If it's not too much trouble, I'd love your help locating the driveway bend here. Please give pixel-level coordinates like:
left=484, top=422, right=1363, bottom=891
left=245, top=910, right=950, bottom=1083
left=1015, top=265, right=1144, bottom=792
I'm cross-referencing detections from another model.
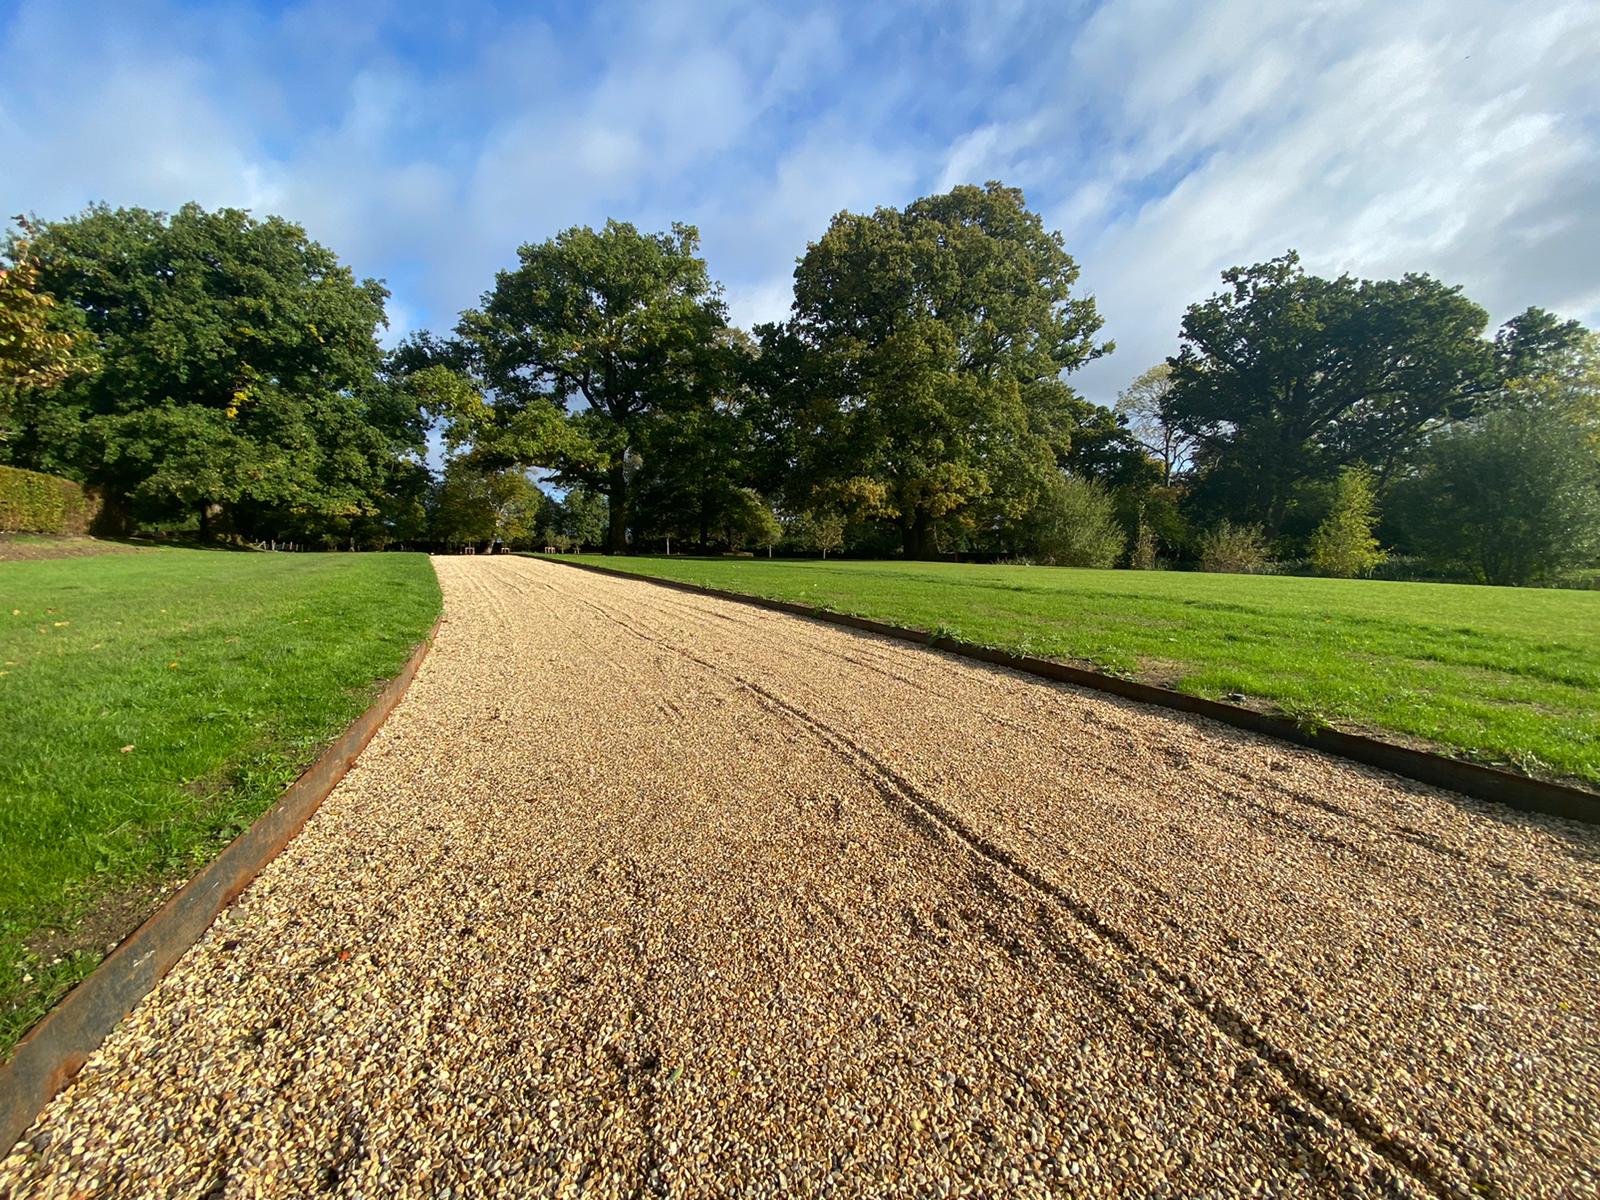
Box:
left=4, top=555, right=1596, bottom=1199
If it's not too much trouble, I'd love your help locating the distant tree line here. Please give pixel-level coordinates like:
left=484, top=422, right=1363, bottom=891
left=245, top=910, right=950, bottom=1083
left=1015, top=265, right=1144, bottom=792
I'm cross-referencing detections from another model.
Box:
left=4, top=189, right=1596, bottom=584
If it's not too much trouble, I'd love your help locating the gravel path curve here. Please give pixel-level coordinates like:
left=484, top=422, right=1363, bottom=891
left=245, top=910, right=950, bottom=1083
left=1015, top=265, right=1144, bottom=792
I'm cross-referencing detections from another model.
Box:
left=4, top=555, right=1597, bottom=1199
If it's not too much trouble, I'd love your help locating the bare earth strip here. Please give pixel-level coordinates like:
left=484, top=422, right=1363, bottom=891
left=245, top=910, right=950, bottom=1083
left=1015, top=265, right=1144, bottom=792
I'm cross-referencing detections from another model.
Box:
left=4, top=556, right=1597, bottom=1199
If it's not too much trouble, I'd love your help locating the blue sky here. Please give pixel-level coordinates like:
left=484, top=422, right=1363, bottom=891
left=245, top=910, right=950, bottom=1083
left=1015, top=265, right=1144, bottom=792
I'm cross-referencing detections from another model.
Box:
left=3, top=0, right=1597, bottom=408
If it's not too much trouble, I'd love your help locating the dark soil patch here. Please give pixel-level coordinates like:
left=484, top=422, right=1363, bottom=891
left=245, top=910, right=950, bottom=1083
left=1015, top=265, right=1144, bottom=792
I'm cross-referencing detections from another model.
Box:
left=0, top=535, right=152, bottom=562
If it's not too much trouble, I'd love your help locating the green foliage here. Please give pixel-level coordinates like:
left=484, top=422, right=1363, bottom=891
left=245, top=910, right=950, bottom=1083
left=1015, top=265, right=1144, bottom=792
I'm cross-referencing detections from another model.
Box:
left=1308, top=467, right=1387, bottom=577
left=0, top=550, right=440, bottom=1053
left=10, top=193, right=1587, bottom=581
left=1393, top=406, right=1600, bottom=586
left=533, top=486, right=609, bottom=552
left=0, top=219, right=93, bottom=451
left=554, top=487, right=609, bottom=550
left=1497, top=328, right=1600, bottom=448
left=795, top=508, right=848, bottom=558
left=778, top=182, right=1107, bottom=557
left=0, top=464, right=99, bottom=533
left=561, top=555, right=1600, bottom=785
left=1199, top=521, right=1271, bottom=574
left=1019, top=474, right=1124, bottom=568
left=630, top=329, right=765, bottom=550
left=427, top=462, right=548, bottom=549
left=455, top=220, right=728, bottom=552
left=1164, top=252, right=1519, bottom=534
left=12, top=203, right=412, bottom=543
left=716, top=487, right=782, bottom=551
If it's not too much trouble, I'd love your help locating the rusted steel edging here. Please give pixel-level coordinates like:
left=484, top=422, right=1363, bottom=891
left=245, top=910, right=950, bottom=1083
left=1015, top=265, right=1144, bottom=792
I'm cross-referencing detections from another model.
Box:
left=540, top=556, right=1600, bottom=826
left=0, top=618, right=442, bottom=1155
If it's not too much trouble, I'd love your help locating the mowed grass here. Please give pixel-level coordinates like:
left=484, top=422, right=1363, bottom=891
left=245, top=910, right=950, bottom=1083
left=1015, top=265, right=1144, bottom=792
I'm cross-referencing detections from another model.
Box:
left=0, top=550, right=440, bottom=1053
left=553, top=555, right=1600, bottom=787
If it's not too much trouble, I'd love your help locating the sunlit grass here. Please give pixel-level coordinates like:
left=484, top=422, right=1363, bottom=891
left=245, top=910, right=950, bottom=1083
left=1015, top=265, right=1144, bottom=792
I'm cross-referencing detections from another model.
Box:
left=0, top=549, right=439, bottom=1053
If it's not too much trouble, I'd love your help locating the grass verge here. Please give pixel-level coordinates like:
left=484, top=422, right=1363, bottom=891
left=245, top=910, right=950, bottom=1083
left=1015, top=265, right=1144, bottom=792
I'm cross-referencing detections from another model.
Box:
left=546, top=555, right=1600, bottom=788
left=0, top=549, right=440, bottom=1054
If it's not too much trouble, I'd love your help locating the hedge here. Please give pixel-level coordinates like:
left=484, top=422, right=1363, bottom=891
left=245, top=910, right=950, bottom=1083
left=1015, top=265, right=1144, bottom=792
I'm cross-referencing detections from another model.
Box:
left=0, top=465, right=100, bottom=534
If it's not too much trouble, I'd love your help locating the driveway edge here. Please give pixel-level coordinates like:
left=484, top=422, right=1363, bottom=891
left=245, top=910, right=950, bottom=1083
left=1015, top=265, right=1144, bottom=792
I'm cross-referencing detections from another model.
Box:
left=539, top=556, right=1599, bottom=826
left=0, top=617, right=442, bottom=1154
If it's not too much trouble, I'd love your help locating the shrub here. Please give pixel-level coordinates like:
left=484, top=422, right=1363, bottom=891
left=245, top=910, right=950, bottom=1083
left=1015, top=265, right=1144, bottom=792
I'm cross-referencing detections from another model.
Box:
left=1021, top=474, right=1125, bottom=568
left=1199, top=521, right=1271, bottom=574
left=1308, top=467, right=1387, bottom=577
left=1392, top=407, right=1600, bottom=586
left=0, top=465, right=99, bottom=533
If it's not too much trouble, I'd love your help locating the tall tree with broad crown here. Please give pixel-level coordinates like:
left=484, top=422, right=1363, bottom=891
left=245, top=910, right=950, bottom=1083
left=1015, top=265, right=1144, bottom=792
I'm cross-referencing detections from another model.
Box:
left=14, top=203, right=396, bottom=539
left=454, top=220, right=728, bottom=553
left=781, top=182, right=1109, bottom=558
left=1161, top=251, right=1575, bottom=536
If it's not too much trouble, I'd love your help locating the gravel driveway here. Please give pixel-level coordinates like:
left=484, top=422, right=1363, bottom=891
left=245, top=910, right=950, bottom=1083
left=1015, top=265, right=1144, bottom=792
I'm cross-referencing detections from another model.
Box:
left=4, top=555, right=1597, bottom=1199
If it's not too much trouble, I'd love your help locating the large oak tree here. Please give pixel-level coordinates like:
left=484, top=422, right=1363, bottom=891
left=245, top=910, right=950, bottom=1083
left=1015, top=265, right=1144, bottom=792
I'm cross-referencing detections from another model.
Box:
left=12, top=203, right=411, bottom=541
left=777, top=182, right=1108, bottom=557
left=1161, top=252, right=1578, bottom=535
left=454, top=220, right=728, bottom=553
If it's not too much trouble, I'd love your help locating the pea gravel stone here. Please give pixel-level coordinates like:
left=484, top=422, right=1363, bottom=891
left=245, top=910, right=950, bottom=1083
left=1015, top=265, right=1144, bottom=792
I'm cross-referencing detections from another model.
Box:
left=3, top=555, right=1596, bottom=1198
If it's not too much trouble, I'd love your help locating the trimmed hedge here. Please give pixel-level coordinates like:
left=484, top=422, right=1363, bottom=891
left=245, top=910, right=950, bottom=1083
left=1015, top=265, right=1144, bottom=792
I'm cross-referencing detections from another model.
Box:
left=0, top=465, right=100, bottom=534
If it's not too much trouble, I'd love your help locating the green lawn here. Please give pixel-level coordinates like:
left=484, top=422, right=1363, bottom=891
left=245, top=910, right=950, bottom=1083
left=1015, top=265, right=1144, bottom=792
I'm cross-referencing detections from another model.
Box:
left=551, top=555, right=1600, bottom=788
left=0, top=550, right=440, bottom=1053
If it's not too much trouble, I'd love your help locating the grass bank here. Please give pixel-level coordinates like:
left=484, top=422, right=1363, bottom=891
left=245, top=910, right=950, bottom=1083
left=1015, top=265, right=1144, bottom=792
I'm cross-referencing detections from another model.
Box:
left=547, top=555, right=1600, bottom=788
left=0, top=549, right=440, bottom=1054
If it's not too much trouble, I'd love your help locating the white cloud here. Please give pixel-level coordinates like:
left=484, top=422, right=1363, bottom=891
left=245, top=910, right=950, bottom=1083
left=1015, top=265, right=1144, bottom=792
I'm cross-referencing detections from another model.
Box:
left=1053, top=0, right=1600, bottom=404
left=0, top=0, right=1592, bottom=410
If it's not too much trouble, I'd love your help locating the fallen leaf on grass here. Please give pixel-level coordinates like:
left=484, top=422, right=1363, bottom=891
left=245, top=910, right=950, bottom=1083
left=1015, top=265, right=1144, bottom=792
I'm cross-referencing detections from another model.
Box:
left=120, top=744, right=135, bottom=753
left=166, top=661, right=179, bottom=669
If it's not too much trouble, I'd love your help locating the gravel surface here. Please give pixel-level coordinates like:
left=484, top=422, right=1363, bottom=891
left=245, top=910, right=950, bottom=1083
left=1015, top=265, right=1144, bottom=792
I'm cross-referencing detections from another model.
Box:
left=4, top=555, right=1597, bottom=1199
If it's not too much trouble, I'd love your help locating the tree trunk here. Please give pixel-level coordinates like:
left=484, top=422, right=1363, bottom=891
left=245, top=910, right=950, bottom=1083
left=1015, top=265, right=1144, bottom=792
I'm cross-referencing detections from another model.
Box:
left=901, top=510, right=935, bottom=559
left=606, top=462, right=628, bottom=555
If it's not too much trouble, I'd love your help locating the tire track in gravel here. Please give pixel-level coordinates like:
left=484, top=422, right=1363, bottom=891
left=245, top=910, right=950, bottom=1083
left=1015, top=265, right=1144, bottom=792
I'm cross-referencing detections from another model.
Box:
left=583, top=565, right=1600, bottom=927
left=608, top=577, right=1588, bottom=902
left=423, top=563, right=1428, bottom=1197
left=6, top=556, right=1595, bottom=1200
left=554, top=572, right=1475, bottom=1200
left=552, top=558, right=1599, bottom=1198
left=642, top=579, right=1600, bottom=921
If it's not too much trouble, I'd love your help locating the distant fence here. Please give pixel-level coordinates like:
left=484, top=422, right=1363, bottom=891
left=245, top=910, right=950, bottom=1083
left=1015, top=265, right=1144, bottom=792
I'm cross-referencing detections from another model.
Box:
left=0, top=465, right=101, bottom=535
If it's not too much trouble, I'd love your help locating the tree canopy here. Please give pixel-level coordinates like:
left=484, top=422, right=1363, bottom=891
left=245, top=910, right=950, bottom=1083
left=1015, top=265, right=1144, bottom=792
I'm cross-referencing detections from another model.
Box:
left=776, top=182, right=1109, bottom=557
left=8, top=203, right=417, bottom=542
left=453, top=220, right=729, bottom=552
left=5, top=190, right=1594, bottom=584
left=1160, top=252, right=1574, bottom=534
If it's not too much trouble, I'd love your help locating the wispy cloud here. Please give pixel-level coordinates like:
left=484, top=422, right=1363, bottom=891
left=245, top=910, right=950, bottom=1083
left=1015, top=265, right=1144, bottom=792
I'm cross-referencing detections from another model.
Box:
left=2, top=0, right=1594, bottom=406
